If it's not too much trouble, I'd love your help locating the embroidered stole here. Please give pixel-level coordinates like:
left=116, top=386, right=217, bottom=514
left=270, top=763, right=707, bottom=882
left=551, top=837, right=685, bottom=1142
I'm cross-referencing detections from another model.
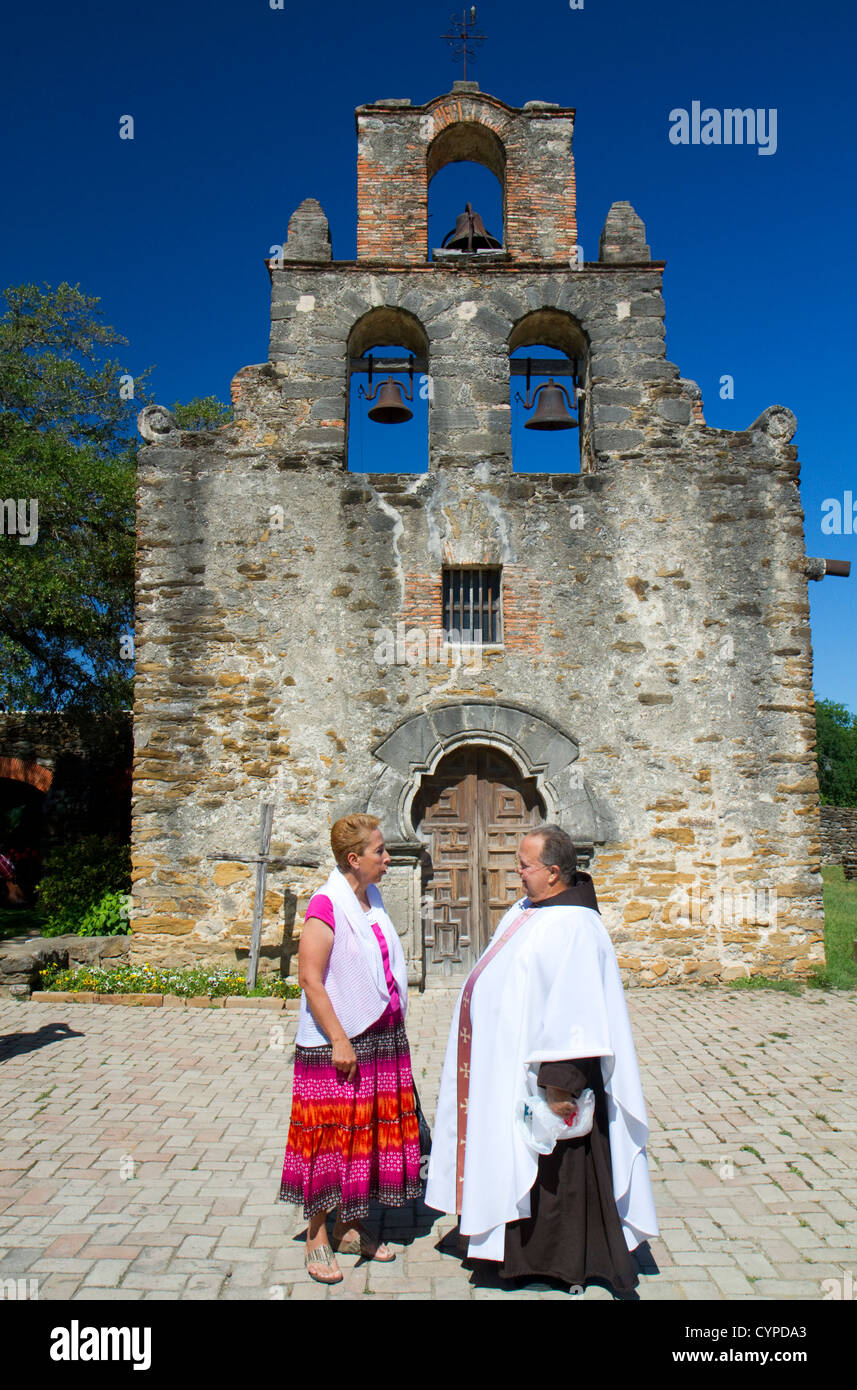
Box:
left=455, top=908, right=536, bottom=1211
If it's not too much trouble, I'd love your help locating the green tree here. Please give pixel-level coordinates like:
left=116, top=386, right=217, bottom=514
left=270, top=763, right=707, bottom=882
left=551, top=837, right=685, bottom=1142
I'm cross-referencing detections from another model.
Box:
left=0, top=283, right=149, bottom=710
left=0, top=283, right=231, bottom=711
left=815, top=697, right=857, bottom=806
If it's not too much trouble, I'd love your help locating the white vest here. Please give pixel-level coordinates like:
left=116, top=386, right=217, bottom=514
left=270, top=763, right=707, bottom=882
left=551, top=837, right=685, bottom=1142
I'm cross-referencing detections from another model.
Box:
left=296, top=866, right=409, bottom=1047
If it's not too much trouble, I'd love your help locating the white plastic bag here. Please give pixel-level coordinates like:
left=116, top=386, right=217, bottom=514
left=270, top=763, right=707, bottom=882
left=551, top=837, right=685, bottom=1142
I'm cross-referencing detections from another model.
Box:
left=516, top=1086, right=595, bottom=1155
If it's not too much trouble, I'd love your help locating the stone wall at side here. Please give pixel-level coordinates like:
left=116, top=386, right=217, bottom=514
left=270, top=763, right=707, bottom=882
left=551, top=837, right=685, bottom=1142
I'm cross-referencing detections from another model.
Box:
left=130, top=260, right=824, bottom=984
left=819, top=805, right=857, bottom=864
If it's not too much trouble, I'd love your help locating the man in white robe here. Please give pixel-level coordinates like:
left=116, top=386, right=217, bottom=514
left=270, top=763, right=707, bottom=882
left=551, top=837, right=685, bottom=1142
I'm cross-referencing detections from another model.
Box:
left=425, top=824, right=658, bottom=1290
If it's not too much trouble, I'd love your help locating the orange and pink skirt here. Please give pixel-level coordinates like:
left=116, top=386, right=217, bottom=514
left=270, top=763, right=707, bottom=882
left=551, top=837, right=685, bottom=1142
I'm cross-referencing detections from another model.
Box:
left=278, top=1007, right=422, bottom=1221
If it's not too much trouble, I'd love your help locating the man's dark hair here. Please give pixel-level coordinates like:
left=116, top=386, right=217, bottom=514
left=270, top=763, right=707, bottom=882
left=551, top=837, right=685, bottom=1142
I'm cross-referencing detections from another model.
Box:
left=529, top=823, right=577, bottom=883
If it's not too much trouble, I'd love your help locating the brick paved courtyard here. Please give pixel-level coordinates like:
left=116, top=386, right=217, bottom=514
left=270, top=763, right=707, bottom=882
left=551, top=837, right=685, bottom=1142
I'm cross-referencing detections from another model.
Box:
left=0, top=986, right=855, bottom=1301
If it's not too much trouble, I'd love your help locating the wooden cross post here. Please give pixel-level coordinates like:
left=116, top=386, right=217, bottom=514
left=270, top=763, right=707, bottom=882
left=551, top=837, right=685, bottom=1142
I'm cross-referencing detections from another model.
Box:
left=247, top=802, right=274, bottom=990
left=207, top=801, right=319, bottom=990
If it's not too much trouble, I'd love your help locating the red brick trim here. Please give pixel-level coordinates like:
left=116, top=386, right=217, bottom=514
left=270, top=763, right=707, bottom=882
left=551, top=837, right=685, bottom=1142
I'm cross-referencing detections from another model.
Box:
left=0, top=755, right=53, bottom=792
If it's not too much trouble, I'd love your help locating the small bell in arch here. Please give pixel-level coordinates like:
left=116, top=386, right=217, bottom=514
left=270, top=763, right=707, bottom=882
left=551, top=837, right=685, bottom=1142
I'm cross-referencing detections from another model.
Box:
left=441, top=203, right=502, bottom=253
left=358, top=357, right=415, bottom=424
left=365, top=377, right=413, bottom=424
left=516, top=377, right=578, bottom=432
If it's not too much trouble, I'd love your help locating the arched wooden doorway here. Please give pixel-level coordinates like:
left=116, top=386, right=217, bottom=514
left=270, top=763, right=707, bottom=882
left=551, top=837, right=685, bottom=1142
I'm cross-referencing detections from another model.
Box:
left=413, top=745, right=545, bottom=979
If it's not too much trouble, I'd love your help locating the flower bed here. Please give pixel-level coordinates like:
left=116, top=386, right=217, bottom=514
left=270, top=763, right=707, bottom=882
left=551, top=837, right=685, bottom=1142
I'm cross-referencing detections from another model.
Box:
left=37, top=962, right=301, bottom=998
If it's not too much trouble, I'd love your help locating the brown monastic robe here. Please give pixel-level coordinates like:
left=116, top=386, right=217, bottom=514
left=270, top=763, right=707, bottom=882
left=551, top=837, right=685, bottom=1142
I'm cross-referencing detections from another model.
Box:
left=499, top=878, right=640, bottom=1293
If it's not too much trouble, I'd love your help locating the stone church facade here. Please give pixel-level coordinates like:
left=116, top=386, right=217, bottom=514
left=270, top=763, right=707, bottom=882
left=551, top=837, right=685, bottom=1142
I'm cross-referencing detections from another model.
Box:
left=131, top=83, right=829, bottom=986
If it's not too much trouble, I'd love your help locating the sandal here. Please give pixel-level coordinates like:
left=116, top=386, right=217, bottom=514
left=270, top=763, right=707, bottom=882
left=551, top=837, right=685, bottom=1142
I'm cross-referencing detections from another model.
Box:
left=305, top=1242, right=343, bottom=1284
left=332, top=1225, right=396, bottom=1262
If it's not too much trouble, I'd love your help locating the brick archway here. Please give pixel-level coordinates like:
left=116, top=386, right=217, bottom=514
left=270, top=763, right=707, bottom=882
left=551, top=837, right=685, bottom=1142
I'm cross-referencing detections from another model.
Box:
left=356, top=91, right=577, bottom=265
left=0, top=756, right=53, bottom=793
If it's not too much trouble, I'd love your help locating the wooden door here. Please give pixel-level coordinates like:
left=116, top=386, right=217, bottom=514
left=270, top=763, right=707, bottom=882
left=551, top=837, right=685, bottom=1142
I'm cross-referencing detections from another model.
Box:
left=414, top=746, right=544, bottom=978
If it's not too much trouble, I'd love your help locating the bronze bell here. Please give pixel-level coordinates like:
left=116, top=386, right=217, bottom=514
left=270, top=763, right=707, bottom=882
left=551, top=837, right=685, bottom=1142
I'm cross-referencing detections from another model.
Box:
left=441, top=202, right=502, bottom=252
left=522, top=379, right=578, bottom=431
left=366, top=376, right=414, bottom=425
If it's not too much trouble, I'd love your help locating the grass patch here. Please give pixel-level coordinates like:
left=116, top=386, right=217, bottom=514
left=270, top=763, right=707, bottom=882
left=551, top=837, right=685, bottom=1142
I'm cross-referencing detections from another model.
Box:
left=729, top=975, right=802, bottom=995
left=806, top=866, right=857, bottom=990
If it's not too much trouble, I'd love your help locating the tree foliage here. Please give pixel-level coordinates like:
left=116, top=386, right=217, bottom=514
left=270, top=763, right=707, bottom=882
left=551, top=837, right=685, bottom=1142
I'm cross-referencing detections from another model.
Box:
left=815, top=697, right=857, bottom=806
left=0, top=283, right=147, bottom=710
left=0, top=284, right=232, bottom=711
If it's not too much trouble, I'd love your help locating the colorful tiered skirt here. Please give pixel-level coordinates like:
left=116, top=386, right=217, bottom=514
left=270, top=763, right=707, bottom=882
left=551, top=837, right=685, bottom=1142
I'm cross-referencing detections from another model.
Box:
left=278, top=1007, right=422, bottom=1221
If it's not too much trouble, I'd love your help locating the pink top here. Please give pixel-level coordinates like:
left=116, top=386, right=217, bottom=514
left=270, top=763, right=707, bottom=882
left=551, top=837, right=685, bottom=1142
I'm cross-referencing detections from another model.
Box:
left=306, top=892, right=401, bottom=1021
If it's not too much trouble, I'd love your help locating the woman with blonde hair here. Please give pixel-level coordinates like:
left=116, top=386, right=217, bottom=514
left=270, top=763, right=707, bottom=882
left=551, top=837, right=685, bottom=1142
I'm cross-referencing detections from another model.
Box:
left=278, top=813, right=422, bottom=1283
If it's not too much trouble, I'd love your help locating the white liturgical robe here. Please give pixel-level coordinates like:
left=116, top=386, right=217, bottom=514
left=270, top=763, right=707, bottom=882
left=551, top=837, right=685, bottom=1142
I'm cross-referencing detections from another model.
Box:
left=424, top=899, right=659, bottom=1261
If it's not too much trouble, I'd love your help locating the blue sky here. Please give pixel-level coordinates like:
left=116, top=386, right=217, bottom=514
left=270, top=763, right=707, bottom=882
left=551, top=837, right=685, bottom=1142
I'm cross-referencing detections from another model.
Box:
left=2, top=0, right=855, bottom=713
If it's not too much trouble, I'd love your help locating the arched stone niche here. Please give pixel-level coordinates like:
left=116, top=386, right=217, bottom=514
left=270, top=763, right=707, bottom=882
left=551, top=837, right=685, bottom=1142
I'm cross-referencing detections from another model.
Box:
left=427, top=121, right=507, bottom=255
left=363, top=702, right=616, bottom=985
left=509, top=307, right=588, bottom=361
left=348, top=306, right=429, bottom=361
left=427, top=120, right=507, bottom=184
left=366, top=701, right=615, bottom=845
left=509, top=307, right=592, bottom=470
left=346, top=306, right=430, bottom=471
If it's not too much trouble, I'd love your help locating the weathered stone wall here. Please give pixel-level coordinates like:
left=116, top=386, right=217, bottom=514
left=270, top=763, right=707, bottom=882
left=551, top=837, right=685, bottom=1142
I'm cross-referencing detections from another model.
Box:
left=131, top=294, right=824, bottom=981
left=819, top=805, right=857, bottom=865
left=0, top=712, right=132, bottom=847
left=130, top=86, right=826, bottom=985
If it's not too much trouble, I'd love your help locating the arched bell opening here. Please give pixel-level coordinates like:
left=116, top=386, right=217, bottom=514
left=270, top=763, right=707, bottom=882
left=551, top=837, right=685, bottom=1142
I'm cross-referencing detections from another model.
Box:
left=509, top=309, right=591, bottom=474
left=346, top=307, right=429, bottom=473
left=412, top=744, right=545, bottom=977
left=426, top=122, right=506, bottom=263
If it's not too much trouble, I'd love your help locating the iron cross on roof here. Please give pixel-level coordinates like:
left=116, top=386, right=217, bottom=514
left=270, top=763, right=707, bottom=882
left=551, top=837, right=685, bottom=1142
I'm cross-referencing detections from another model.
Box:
left=442, top=6, right=485, bottom=81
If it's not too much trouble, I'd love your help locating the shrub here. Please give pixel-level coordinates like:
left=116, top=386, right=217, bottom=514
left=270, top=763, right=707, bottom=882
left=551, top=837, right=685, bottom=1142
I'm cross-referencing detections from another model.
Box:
left=37, top=837, right=131, bottom=937
left=76, top=889, right=130, bottom=937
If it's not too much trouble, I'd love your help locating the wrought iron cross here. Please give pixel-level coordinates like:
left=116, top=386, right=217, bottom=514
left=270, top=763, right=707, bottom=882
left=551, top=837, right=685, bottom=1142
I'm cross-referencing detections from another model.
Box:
left=442, top=6, right=485, bottom=81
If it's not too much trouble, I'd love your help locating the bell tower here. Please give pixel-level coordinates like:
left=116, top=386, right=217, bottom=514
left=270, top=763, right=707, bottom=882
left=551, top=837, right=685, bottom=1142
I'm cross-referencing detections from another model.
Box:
left=355, top=83, right=577, bottom=264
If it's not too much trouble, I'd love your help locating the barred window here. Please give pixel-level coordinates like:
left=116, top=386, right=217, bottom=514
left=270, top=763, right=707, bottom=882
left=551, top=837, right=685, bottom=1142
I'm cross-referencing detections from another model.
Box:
left=442, top=567, right=502, bottom=645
